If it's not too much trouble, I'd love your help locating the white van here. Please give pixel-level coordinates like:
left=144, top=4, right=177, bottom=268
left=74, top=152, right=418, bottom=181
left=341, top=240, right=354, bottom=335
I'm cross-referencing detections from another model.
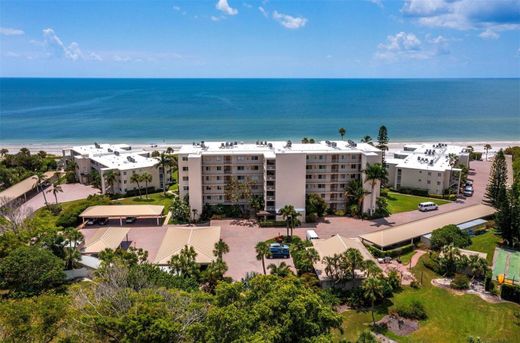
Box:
left=306, top=230, right=319, bottom=240
left=418, top=202, right=438, bottom=212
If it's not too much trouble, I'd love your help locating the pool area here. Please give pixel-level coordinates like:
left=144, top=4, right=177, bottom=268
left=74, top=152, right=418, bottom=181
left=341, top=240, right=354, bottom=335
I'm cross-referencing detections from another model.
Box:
left=493, top=247, right=520, bottom=282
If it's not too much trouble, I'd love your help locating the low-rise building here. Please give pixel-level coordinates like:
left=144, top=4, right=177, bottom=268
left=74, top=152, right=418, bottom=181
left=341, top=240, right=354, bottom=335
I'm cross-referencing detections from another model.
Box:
left=177, top=140, right=382, bottom=219
left=386, top=143, right=470, bottom=195
left=63, top=143, right=170, bottom=194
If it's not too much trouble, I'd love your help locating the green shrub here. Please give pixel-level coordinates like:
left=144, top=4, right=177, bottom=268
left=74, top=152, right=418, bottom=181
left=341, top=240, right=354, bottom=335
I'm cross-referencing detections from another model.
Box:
left=451, top=274, right=470, bottom=290
left=334, top=210, right=346, bottom=216
left=394, top=300, right=427, bottom=320
left=56, top=195, right=112, bottom=227
left=397, top=187, right=429, bottom=196
left=380, top=187, right=390, bottom=197
left=470, top=151, right=482, bottom=161
left=422, top=254, right=443, bottom=274
left=367, top=243, right=414, bottom=258
left=305, top=193, right=329, bottom=217
left=500, top=284, right=520, bottom=304
left=430, top=224, right=471, bottom=250
left=305, top=212, right=319, bottom=223
left=258, top=220, right=287, bottom=228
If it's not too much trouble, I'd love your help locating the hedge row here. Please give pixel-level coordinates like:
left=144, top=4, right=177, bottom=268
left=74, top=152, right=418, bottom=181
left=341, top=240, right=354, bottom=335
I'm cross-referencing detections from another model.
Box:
left=366, top=243, right=415, bottom=258
left=258, top=220, right=287, bottom=228
left=501, top=284, right=520, bottom=304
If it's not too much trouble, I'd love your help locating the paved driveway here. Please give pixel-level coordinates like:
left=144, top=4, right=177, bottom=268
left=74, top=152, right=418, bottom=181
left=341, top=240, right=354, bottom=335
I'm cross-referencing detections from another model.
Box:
left=22, top=183, right=100, bottom=215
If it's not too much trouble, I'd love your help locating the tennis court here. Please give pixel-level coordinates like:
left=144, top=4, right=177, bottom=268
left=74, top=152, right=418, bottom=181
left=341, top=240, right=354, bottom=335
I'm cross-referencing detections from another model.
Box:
left=493, top=247, right=520, bottom=282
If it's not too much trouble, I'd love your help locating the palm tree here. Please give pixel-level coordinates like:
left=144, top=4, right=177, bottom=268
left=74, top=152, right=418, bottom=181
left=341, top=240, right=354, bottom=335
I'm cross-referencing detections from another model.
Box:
left=103, top=169, right=119, bottom=194
left=344, top=179, right=370, bottom=217
left=255, top=241, right=270, bottom=275
left=49, top=178, right=63, bottom=204
left=268, top=262, right=292, bottom=277
left=141, top=172, right=153, bottom=199
left=363, top=260, right=381, bottom=278
left=467, top=255, right=488, bottom=281
left=155, top=152, right=175, bottom=195
left=484, top=144, right=492, bottom=161
left=362, top=276, right=385, bottom=326
left=339, top=127, right=346, bottom=140
left=447, top=153, right=459, bottom=194
left=345, top=248, right=364, bottom=280
left=166, top=147, right=174, bottom=154
left=0, top=148, right=8, bottom=157
left=63, top=227, right=83, bottom=270
left=363, top=163, right=388, bottom=215
left=213, top=239, right=229, bottom=261
left=35, top=171, right=49, bottom=206
left=361, top=135, right=373, bottom=145
left=279, top=204, right=301, bottom=238
left=130, top=172, right=143, bottom=198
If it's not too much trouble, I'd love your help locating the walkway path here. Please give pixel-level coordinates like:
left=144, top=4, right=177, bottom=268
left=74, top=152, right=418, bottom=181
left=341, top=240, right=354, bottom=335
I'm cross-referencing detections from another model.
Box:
left=410, top=250, right=427, bottom=268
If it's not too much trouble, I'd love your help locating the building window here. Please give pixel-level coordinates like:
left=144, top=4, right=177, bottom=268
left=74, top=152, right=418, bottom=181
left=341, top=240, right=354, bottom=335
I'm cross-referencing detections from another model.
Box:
left=123, top=180, right=127, bottom=184
left=205, top=167, right=210, bottom=171
left=182, top=167, right=188, bottom=171
left=427, top=180, right=431, bottom=184
left=182, top=157, right=188, bottom=161
left=216, top=176, right=220, bottom=180
left=182, top=176, right=188, bottom=181
left=217, top=186, right=222, bottom=190
left=206, top=196, right=211, bottom=200
left=237, top=156, right=244, bottom=161
left=319, top=165, right=326, bottom=170
left=306, top=165, right=312, bottom=170
left=306, top=175, right=312, bottom=179
left=123, top=171, right=127, bottom=175
left=252, top=156, right=259, bottom=160
left=237, top=176, right=245, bottom=180
left=418, top=179, right=422, bottom=182
left=319, top=155, right=324, bottom=160
left=437, top=181, right=441, bottom=185
left=237, top=166, right=245, bottom=171
left=219, top=195, right=223, bottom=200
left=206, top=186, right=211, bottom=190
left=216, top=166, right=221, bottom=171
left=428, top=172, right=431, bottom=176
left=438, top=173, right=442, bottom=177
left=351, top=164, right=356, bottom=169
left=318, top=184, right=325, bottom=189
left=205, top=176, right=210, bottom=181
left=351, top=174, right=356, bottom=179
left=253, top=166, right=259, bottom=170
left=183, top=186, right=189, bottom=191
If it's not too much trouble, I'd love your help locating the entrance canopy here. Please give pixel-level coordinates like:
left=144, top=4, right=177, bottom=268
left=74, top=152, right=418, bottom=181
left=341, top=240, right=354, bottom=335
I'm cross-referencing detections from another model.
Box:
left=80, top=205, right=164, bottom=218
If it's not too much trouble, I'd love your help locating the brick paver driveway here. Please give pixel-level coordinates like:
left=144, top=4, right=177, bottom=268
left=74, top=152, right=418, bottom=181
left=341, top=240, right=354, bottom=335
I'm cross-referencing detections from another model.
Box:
left=218, top=160, right=492, bottom=280
left=22, top=183, right=100, bottom=215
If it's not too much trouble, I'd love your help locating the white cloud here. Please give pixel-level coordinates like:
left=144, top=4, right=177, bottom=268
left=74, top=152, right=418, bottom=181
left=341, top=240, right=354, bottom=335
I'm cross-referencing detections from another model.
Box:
left=272, top=11, right=307, bottom=29
left=375, top=31, right=450, bottom=62
left=113, top=55, right=131, bottom=62
left=211, top=15, right=226, bottom=22
left=479, top=29, right=499, bottom=40
left=258, top=6, right=268, bottom=17
left=401, top=0, right=520, bottom=34
left=40, top=28, right=101, bottom=61
left=367, top=0, right=384, bottom=8
left=173, top=5, right=181, bottom=11
left=216, top=0, right=238, bottom=16
left=0, top=27, right=24, bottom=36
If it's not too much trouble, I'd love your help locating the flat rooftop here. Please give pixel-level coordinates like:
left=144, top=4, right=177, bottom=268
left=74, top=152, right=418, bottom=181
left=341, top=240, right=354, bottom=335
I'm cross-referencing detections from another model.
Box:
left=70, top=143, right=158, bottom=170
left=360, top=204, right=495, bottom=249
left=178, top=140, right=381, bottom=157
left=386, top=143, right=469, bottom=172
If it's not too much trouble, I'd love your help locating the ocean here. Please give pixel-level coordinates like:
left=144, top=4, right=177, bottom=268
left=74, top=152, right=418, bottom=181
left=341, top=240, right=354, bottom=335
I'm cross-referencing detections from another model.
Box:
left=0, top=78, right=518, bottom=144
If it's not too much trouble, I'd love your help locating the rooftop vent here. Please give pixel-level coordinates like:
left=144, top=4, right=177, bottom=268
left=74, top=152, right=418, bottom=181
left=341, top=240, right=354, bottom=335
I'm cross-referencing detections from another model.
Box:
left=127, top=156, right=136, bottom=163
left=285, top=140, right=292, bottom=148
left=108, top=148, right=113, bottom=152
left=114, top=151, right=120, bottom=156
left=268, top=143, right=273, bottom=148
left=347, top=139, right=357, bottom=147
left=94, top=142, right=101, bottom=149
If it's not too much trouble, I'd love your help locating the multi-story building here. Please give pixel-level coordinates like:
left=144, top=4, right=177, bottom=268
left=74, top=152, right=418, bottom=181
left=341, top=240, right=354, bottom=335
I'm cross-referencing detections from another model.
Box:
left=177, top=140, right=382, bottom=219
left=386, top=143, right=470, bottom=195
left=62, top=143, right=170, bottom=194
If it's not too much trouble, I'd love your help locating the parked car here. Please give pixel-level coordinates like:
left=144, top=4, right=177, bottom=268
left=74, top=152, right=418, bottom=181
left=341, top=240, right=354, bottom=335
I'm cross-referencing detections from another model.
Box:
left=86, top=218, right=96, bottom=226
left=463, top=186, right=474, bottom=197
left=97, top=218, right=109, bottom=225
left=465, top=180, right=473, bottom=187
left=268, top=243, right=290, bottom=258
left=125, top=217, right=137, bottom=224
left=306, top=230, right=319, bottom=240
left=418, top=201, right=438, bottom=212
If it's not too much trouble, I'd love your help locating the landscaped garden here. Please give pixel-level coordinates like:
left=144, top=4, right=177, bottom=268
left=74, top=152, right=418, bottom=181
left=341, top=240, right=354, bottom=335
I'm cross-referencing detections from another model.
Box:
left=386, top=192, right=451, bottom=214
left=335, top=255, right=520, bottom=342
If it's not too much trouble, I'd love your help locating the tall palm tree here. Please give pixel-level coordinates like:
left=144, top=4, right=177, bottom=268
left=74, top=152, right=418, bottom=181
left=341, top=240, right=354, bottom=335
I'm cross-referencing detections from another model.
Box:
left=49, top=178, right=63, bottom=204
left=166, top=147, right=174, bottom=154
left=0, top=148, right=8, bottom=157
left=339, top=127, right=346, bottom=140
left=268, top=262, right=292, bottom=277
left=484, top=144, right=492, bottom=161
left=155, top=152, right=175, bottom=195
left=213, top=238, right=230, bottom=261
left=363, top=163, right=388, bottom=215
left=103, top=169, right=119, bottom=194
left=130, top=172, right=143, bottom=198
left=63, top=227, right=83, bottom=270
left=255, top=241, right=270, bottom=275
left=345, top=248, right=364, bottom=280
left=141, top=172, right=153, bottom=199
left=279, top=204, right=301, bottom=237
left=362, top=276, right=385, bottom=326
left=35, top=171, right=49, bottom=206
left=344, top=179, right=370, bottom=217
left=360, top=135, right=373, bottom=145
left=467, top=255, right=488, bottom=281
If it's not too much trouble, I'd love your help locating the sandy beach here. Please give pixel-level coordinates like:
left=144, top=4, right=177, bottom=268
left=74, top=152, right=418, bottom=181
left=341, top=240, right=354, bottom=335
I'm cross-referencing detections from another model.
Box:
left=0, top=140, right=518, bottom=156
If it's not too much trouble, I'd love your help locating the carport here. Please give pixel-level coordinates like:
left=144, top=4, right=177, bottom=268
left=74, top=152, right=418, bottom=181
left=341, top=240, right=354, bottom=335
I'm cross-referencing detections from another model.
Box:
left=80, top=205, right=165, bottom=226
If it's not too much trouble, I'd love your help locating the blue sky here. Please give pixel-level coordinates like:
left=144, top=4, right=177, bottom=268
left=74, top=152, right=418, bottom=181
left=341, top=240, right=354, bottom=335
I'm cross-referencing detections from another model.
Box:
left=1, top=0, right=519, bottom=77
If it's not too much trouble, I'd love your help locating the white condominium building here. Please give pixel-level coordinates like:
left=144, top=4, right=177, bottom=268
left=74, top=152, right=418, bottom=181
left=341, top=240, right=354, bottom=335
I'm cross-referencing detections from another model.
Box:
left=62, top=143, right=170, bottom=194
left=177, top=140, right=382, bottom=219
left=386, top=143, right=470, bottom=195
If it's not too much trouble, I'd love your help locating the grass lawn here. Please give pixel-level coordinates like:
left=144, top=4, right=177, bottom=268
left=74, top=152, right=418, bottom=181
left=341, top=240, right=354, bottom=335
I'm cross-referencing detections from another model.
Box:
left=468, top=230, right=501, bottom=265
left=117, top=192, right=173, bottom=214
left=386, top=192, right=451, bottom=214
left=398, top=249, right=417, bottom=265
left=336, top=256, right=520, bottom=342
